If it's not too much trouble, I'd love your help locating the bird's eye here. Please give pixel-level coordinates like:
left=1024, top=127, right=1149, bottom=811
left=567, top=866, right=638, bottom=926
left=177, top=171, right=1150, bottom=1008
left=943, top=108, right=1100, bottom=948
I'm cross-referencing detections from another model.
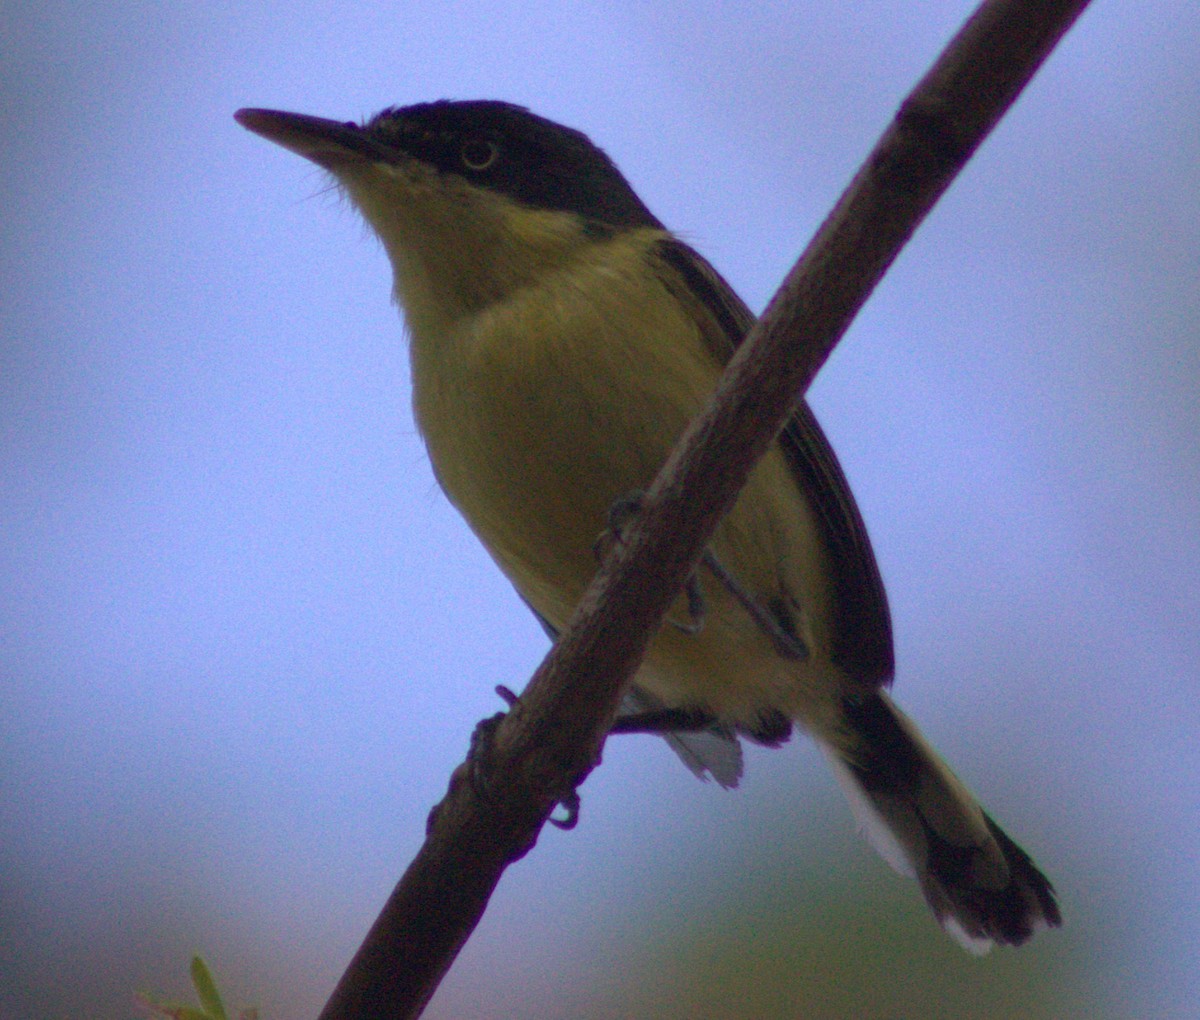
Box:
left=460, top=138, right=499, bottom=171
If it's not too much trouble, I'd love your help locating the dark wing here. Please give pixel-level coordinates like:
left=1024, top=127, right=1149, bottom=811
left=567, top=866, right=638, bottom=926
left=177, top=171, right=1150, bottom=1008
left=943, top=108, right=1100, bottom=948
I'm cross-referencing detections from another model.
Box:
left=653, top=238, right=894, bottom=686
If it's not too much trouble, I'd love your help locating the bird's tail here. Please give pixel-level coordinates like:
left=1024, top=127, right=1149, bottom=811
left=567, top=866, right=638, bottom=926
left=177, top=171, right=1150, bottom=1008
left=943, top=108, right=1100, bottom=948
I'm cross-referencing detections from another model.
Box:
left=820, top=690, right=1061, bottom=952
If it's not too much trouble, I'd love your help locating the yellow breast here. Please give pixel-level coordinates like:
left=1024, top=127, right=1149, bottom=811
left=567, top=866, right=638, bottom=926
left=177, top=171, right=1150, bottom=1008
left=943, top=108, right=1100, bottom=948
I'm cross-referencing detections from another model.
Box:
left=407, top=230, right=838, bottom=725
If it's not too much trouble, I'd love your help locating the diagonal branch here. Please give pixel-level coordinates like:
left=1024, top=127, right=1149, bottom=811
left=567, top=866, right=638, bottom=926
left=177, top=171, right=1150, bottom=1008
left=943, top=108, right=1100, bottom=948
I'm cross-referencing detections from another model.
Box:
left=317, top=1, right=1092, bottom=1017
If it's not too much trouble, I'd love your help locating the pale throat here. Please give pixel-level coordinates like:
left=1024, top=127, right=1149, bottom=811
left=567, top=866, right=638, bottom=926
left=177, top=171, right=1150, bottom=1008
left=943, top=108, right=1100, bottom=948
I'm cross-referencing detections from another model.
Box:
left=347, top=169, right=593, bottom=343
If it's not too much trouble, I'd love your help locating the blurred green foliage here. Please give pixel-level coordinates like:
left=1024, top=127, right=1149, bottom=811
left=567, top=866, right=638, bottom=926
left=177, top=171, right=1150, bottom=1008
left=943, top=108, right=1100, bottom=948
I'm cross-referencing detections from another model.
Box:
left=577, top=810, right=1109, bottom=1020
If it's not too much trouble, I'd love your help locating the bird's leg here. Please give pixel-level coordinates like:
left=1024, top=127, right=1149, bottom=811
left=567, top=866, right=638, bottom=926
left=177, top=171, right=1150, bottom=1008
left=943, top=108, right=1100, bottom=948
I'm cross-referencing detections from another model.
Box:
left=592, top=490, right=647, bottom=562
left=426, top=706, right=509, bottom=834
left=608, top=705, right=721, bottom=735
left=596, top=493, right=806, bottom=659
left=595, top=490, right=706, bottom=636
left=699, top=550, right=808, bottom=661
left=430, top=686, right=583, bottom=832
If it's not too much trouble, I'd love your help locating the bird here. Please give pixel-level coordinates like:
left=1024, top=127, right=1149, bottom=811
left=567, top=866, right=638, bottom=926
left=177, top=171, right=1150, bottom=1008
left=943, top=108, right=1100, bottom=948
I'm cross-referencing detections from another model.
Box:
left=235, top=99, right=1061, bottom=951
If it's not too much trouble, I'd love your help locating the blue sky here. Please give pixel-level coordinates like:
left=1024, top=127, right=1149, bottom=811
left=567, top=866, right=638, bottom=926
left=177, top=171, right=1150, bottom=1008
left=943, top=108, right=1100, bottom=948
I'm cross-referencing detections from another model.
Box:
left=3, top=3, right=1198, bottom=1018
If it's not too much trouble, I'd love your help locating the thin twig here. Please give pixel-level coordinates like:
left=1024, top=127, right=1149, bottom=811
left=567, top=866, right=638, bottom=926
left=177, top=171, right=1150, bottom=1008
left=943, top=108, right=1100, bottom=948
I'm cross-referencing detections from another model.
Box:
left=317, top=1, right=1092, bottom=1017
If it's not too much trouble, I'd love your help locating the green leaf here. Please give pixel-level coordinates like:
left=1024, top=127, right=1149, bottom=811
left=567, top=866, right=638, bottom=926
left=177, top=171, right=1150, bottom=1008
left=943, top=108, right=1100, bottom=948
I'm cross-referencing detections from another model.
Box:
left=190, top=957, right=228, bottom=1020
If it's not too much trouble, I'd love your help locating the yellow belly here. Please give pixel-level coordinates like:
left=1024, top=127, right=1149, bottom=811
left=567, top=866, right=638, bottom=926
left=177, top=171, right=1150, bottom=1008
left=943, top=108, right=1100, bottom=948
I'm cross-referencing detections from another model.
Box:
left=409, top=244, right=845, bottom=730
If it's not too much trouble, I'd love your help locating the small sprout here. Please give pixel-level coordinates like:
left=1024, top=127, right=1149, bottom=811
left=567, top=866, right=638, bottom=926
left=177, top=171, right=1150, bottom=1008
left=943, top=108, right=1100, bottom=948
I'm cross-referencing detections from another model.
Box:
left=137, top=956, right=257, bottom=1020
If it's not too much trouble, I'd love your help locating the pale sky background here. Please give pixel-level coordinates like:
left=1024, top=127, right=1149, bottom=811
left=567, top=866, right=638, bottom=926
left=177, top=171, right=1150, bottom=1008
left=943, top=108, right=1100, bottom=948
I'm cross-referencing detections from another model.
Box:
left=2, top=3, right=1198, bottom=1018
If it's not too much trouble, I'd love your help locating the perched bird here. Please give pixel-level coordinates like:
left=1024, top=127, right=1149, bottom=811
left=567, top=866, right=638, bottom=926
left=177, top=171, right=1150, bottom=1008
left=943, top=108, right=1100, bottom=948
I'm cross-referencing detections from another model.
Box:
left=236, top=99, right=1060, bottom=950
